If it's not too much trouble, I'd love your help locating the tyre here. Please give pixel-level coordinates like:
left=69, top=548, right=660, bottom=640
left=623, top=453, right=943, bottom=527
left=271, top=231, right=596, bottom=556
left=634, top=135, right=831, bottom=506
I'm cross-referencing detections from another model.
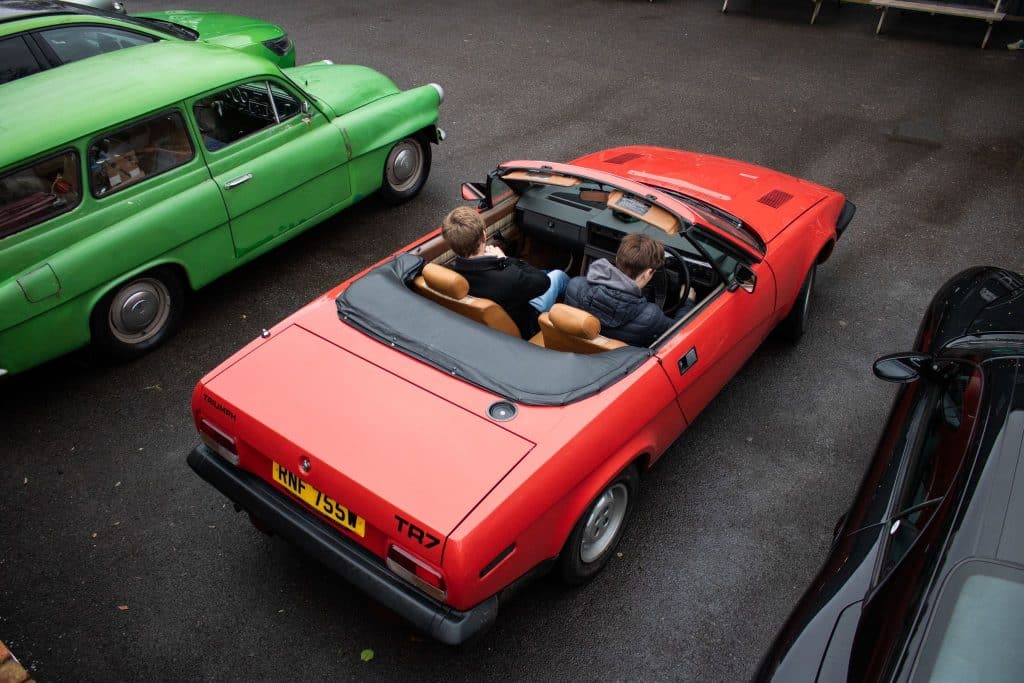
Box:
left=379, top=135, right=431, bottom=205
left=90, top=266, right=185, bottom=360
left=559, top=464, right=639, bottom=585
left=777, top=264, right=815, bottom=342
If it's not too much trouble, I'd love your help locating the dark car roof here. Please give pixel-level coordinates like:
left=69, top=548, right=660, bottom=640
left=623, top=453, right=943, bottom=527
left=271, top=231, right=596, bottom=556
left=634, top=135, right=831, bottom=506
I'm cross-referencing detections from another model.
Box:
left=0, top=40, right=282, bottom=170
left=335, top=254, right=652, bottom=406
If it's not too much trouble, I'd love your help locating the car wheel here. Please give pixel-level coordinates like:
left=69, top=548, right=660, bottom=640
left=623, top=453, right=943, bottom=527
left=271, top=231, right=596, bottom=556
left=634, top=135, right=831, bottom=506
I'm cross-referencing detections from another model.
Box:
left=777, top=264, right=815, bottom=342
left=559, top=464, right=639, bottom=585
left=379, top=135, right=431, bottom=204
left=90, top=266, right=185, bottom=360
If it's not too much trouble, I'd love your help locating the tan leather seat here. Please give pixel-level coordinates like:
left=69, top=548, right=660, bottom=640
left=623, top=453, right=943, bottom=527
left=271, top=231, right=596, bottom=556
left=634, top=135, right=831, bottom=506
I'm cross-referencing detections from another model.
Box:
left=413, top=263, right=521, bottom=337
left=535, top=303, right=627, bottom=353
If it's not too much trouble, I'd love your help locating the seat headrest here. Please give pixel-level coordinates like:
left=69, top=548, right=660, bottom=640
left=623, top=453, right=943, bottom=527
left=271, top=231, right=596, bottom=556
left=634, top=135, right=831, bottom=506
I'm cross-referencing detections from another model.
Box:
left=423, top=263, right=469, bottom=299
left=550, top=303, right=601, bottom=340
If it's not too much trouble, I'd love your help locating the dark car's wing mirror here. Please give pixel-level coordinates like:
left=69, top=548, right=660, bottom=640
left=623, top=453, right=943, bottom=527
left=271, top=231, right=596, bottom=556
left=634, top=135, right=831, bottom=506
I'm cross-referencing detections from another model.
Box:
left=873, top=352, right=932, bottom=383
left=461, top=182, right=486, bottom=201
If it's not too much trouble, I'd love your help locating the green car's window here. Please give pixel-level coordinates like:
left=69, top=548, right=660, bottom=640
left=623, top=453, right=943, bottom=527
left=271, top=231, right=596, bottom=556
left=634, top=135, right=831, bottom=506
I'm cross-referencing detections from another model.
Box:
left=88, top=111, right=195, bottom=198
left=0, top=150, right=82, bottom=239
left=0, top=35, right=43, bottom=85
left=194, top=80, right=300, bottom=152
left=37, top=25, right=156, bottom=66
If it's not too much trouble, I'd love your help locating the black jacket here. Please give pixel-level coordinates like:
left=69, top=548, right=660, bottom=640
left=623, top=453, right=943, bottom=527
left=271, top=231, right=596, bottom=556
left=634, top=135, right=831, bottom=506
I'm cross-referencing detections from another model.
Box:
left=564, top=259, right=682, bottom=346
left=450, top=255, right=549, bottom=337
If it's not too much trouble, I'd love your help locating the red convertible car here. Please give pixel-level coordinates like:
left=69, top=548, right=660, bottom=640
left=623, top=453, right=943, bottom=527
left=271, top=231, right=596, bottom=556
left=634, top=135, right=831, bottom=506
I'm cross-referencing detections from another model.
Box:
left=187, top=146, right=855, bottom=643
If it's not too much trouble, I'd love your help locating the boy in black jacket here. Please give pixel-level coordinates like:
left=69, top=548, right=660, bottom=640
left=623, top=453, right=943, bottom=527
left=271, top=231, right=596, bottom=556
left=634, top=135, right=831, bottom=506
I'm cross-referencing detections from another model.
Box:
left=442, top=207, right=568, bottom=338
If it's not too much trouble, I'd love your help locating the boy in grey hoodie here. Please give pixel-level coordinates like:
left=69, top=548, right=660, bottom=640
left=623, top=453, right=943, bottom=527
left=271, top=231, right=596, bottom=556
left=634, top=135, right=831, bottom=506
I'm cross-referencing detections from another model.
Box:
left=565, top=234, right=693, bottom=346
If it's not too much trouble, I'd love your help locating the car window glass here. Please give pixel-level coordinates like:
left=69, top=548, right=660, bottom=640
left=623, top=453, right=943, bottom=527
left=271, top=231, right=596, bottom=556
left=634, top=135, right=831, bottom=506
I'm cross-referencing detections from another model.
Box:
left=687, top=228, right=739, bottom=278
left=194, top=81, right=286, bottom=152
left=37, top=25, right=156, bottom=65
left=489, top=176, right=514, bottom=205
left=879, top=364, right=981, bottom=577
left=0, top=150, right=82, bottom=239
left=0, top=35, right=42, bottom=84
left=913, top=566, right=1024, bottom=682
left=88, top=111, right=195, bottom=198
left=269, top=83, right=301, bottom=121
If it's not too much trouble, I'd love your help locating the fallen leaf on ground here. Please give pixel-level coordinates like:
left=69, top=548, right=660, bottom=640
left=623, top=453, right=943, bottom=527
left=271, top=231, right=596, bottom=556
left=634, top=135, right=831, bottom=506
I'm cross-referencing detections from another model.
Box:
left=360, top=649, right=374, bottom=662
left=117, top=605, right=129, bottom=611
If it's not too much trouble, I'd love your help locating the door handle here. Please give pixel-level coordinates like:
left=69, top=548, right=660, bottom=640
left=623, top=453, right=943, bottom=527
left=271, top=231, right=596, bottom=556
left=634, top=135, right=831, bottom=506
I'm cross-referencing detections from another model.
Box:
left=224, top=173, right=253, bottom=189
left=677, top=347, right=698, bottom=376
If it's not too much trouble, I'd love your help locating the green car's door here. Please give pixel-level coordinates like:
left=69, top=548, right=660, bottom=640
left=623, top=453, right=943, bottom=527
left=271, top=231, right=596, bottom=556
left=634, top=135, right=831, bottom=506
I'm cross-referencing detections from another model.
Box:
left=193, top=78, right=351, bottom=259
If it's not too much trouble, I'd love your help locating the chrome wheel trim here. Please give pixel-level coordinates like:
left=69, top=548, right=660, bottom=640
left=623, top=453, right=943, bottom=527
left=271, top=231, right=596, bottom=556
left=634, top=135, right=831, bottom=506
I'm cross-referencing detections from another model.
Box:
left=385, top=139, right=423, bottom=192
left=107, top=277, right=171, bottom=344
left=580, top=482, right=629, bottom=564
left=801, top=268, right=815, bottom=324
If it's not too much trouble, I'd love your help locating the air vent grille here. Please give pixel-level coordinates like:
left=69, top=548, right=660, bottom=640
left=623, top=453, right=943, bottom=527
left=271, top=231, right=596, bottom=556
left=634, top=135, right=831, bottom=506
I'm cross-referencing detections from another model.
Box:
left=758, top=190, right=794, bottom=208
left=604, top=152, right=642, bottom=165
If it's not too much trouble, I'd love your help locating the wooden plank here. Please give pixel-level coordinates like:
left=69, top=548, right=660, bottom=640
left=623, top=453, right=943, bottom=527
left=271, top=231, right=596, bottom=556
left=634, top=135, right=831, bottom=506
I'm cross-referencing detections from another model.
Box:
left=868, top=0, right=1005, bottom=20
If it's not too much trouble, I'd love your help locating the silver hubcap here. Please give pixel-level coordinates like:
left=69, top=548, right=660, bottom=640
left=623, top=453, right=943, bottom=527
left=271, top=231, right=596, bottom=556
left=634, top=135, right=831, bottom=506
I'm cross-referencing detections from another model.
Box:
left=108, top=277, right=171, bottom=344
left=580, top=483, right=629, bottom=563
left=385, top=139, right=423, bottom=192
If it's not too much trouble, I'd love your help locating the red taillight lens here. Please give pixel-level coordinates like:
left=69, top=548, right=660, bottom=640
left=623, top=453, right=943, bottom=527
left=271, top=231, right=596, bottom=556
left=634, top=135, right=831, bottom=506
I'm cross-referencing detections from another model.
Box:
left=386, top=545, right=446, bottom=601
left=198, top=418, right=239, bottom=466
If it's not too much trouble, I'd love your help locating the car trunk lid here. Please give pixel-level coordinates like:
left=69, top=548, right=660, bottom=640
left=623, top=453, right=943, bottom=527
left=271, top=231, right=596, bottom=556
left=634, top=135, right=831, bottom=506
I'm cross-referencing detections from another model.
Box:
left=202, top=324, right=534, bottom=554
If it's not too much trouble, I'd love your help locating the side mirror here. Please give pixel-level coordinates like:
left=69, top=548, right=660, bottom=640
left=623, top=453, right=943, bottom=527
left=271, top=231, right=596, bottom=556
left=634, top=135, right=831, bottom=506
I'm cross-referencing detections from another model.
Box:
left=732, top=264, right=757, bottom=293
left=873, top=352, right=932, bottom=383
left=461, top=182, right=486, bottom=201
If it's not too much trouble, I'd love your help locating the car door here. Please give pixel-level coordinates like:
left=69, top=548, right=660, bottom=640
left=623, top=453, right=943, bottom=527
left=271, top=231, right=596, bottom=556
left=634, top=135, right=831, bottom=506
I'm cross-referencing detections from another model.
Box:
left=192, top=78, right=352, bottom=259
left=654, top=229, right=777, bottom=422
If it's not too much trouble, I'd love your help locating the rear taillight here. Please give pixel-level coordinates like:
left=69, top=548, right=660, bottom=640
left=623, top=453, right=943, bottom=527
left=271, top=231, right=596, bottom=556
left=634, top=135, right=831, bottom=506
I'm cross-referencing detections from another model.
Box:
left=198, top=418, right=239, bottom=466
left=386, top=545, right=446, bottom=601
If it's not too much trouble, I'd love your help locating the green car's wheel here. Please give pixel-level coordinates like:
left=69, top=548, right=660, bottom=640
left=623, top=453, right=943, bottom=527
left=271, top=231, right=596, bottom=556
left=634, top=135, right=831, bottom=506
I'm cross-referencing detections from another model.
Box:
left=380, top=135, right=431, bottom=204
left=90, top=266, right=185, bottom=360
left=559, top=464, right=639, bottom=585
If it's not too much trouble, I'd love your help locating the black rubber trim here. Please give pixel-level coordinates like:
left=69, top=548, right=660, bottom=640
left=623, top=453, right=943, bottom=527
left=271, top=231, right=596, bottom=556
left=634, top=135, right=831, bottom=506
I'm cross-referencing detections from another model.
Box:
left=187, top=444, right=498, bottom=645
left=836, top=199, right=856, bottom=239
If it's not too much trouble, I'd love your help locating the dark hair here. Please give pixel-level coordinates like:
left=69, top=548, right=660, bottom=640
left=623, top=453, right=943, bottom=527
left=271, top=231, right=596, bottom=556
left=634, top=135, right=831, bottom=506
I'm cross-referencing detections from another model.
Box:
left=615, top=233, right=664, bottom=279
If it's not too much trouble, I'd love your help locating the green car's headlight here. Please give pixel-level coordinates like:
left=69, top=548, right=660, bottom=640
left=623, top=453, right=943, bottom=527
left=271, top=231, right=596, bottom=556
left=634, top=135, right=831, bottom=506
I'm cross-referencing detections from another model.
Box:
left=262, top=34, right=293, bottom=57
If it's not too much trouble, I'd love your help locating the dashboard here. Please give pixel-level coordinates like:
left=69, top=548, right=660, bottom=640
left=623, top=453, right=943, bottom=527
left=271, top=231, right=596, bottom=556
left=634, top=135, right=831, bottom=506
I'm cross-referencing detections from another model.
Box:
left=515, top=184, right=719, bottom=288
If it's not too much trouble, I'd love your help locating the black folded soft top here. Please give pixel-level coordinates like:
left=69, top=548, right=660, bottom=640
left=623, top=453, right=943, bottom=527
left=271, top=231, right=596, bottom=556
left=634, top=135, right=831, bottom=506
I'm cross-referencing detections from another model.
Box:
left=335, top=254, right=651, bottom=406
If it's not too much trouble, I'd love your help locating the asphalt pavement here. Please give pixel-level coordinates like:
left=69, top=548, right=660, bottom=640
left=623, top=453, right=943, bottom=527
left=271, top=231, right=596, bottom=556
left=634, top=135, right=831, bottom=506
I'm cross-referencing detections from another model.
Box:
left=2, top=1, right=1023, bottom=681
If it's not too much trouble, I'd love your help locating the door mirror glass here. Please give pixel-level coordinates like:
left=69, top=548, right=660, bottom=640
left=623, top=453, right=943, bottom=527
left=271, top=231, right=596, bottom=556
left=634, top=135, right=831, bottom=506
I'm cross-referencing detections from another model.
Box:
left=734, top=263, right=756, bottom=293
left=461, top=182, right=486, bottom=201
left=873, top=353, right=932, bottom=383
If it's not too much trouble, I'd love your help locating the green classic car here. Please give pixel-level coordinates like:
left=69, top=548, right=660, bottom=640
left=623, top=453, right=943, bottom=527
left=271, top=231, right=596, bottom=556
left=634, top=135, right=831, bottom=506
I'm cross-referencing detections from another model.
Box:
left=0, top=40, right=443, bottom=376
left=0, top=0, right=295, bottom=85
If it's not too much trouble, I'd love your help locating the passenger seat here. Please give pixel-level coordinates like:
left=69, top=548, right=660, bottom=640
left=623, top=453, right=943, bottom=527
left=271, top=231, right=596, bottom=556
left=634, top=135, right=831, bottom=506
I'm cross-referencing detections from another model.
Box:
left=532, top=303, right=627, bottom=353
left=413, top=263, right=521, bottom=337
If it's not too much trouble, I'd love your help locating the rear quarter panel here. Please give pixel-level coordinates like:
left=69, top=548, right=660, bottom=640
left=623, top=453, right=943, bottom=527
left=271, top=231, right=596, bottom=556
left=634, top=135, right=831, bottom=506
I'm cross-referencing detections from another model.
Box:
left=441, top=357, right=687, bottom=610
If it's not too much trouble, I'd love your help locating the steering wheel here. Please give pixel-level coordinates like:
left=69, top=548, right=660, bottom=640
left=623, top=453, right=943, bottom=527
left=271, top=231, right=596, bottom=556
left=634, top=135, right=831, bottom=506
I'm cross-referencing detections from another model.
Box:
left=662, top=245, right=691, bottom=315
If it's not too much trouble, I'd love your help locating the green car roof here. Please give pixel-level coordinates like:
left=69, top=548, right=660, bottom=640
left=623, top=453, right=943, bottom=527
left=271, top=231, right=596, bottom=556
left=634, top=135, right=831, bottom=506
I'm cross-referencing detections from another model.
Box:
left=0, top=40, right=285, bottom=171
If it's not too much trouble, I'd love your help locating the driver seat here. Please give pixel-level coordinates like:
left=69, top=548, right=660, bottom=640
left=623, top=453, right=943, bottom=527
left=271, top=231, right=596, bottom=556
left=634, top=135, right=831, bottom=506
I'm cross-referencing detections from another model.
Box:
left=532, top=304, right=627, bottom=354
left=413, top=263, right=521, bottom=337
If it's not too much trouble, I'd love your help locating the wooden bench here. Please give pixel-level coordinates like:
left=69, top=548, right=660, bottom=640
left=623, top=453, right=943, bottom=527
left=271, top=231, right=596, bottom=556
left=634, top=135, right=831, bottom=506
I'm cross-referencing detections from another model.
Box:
left=869, top=0, right=1006, bottom=48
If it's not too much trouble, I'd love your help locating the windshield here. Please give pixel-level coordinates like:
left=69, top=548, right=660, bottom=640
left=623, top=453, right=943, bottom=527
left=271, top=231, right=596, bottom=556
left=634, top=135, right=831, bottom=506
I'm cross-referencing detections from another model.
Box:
left=129, top=16, right=198, bottom=40
left=649, top=186, right=765, bottom=254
